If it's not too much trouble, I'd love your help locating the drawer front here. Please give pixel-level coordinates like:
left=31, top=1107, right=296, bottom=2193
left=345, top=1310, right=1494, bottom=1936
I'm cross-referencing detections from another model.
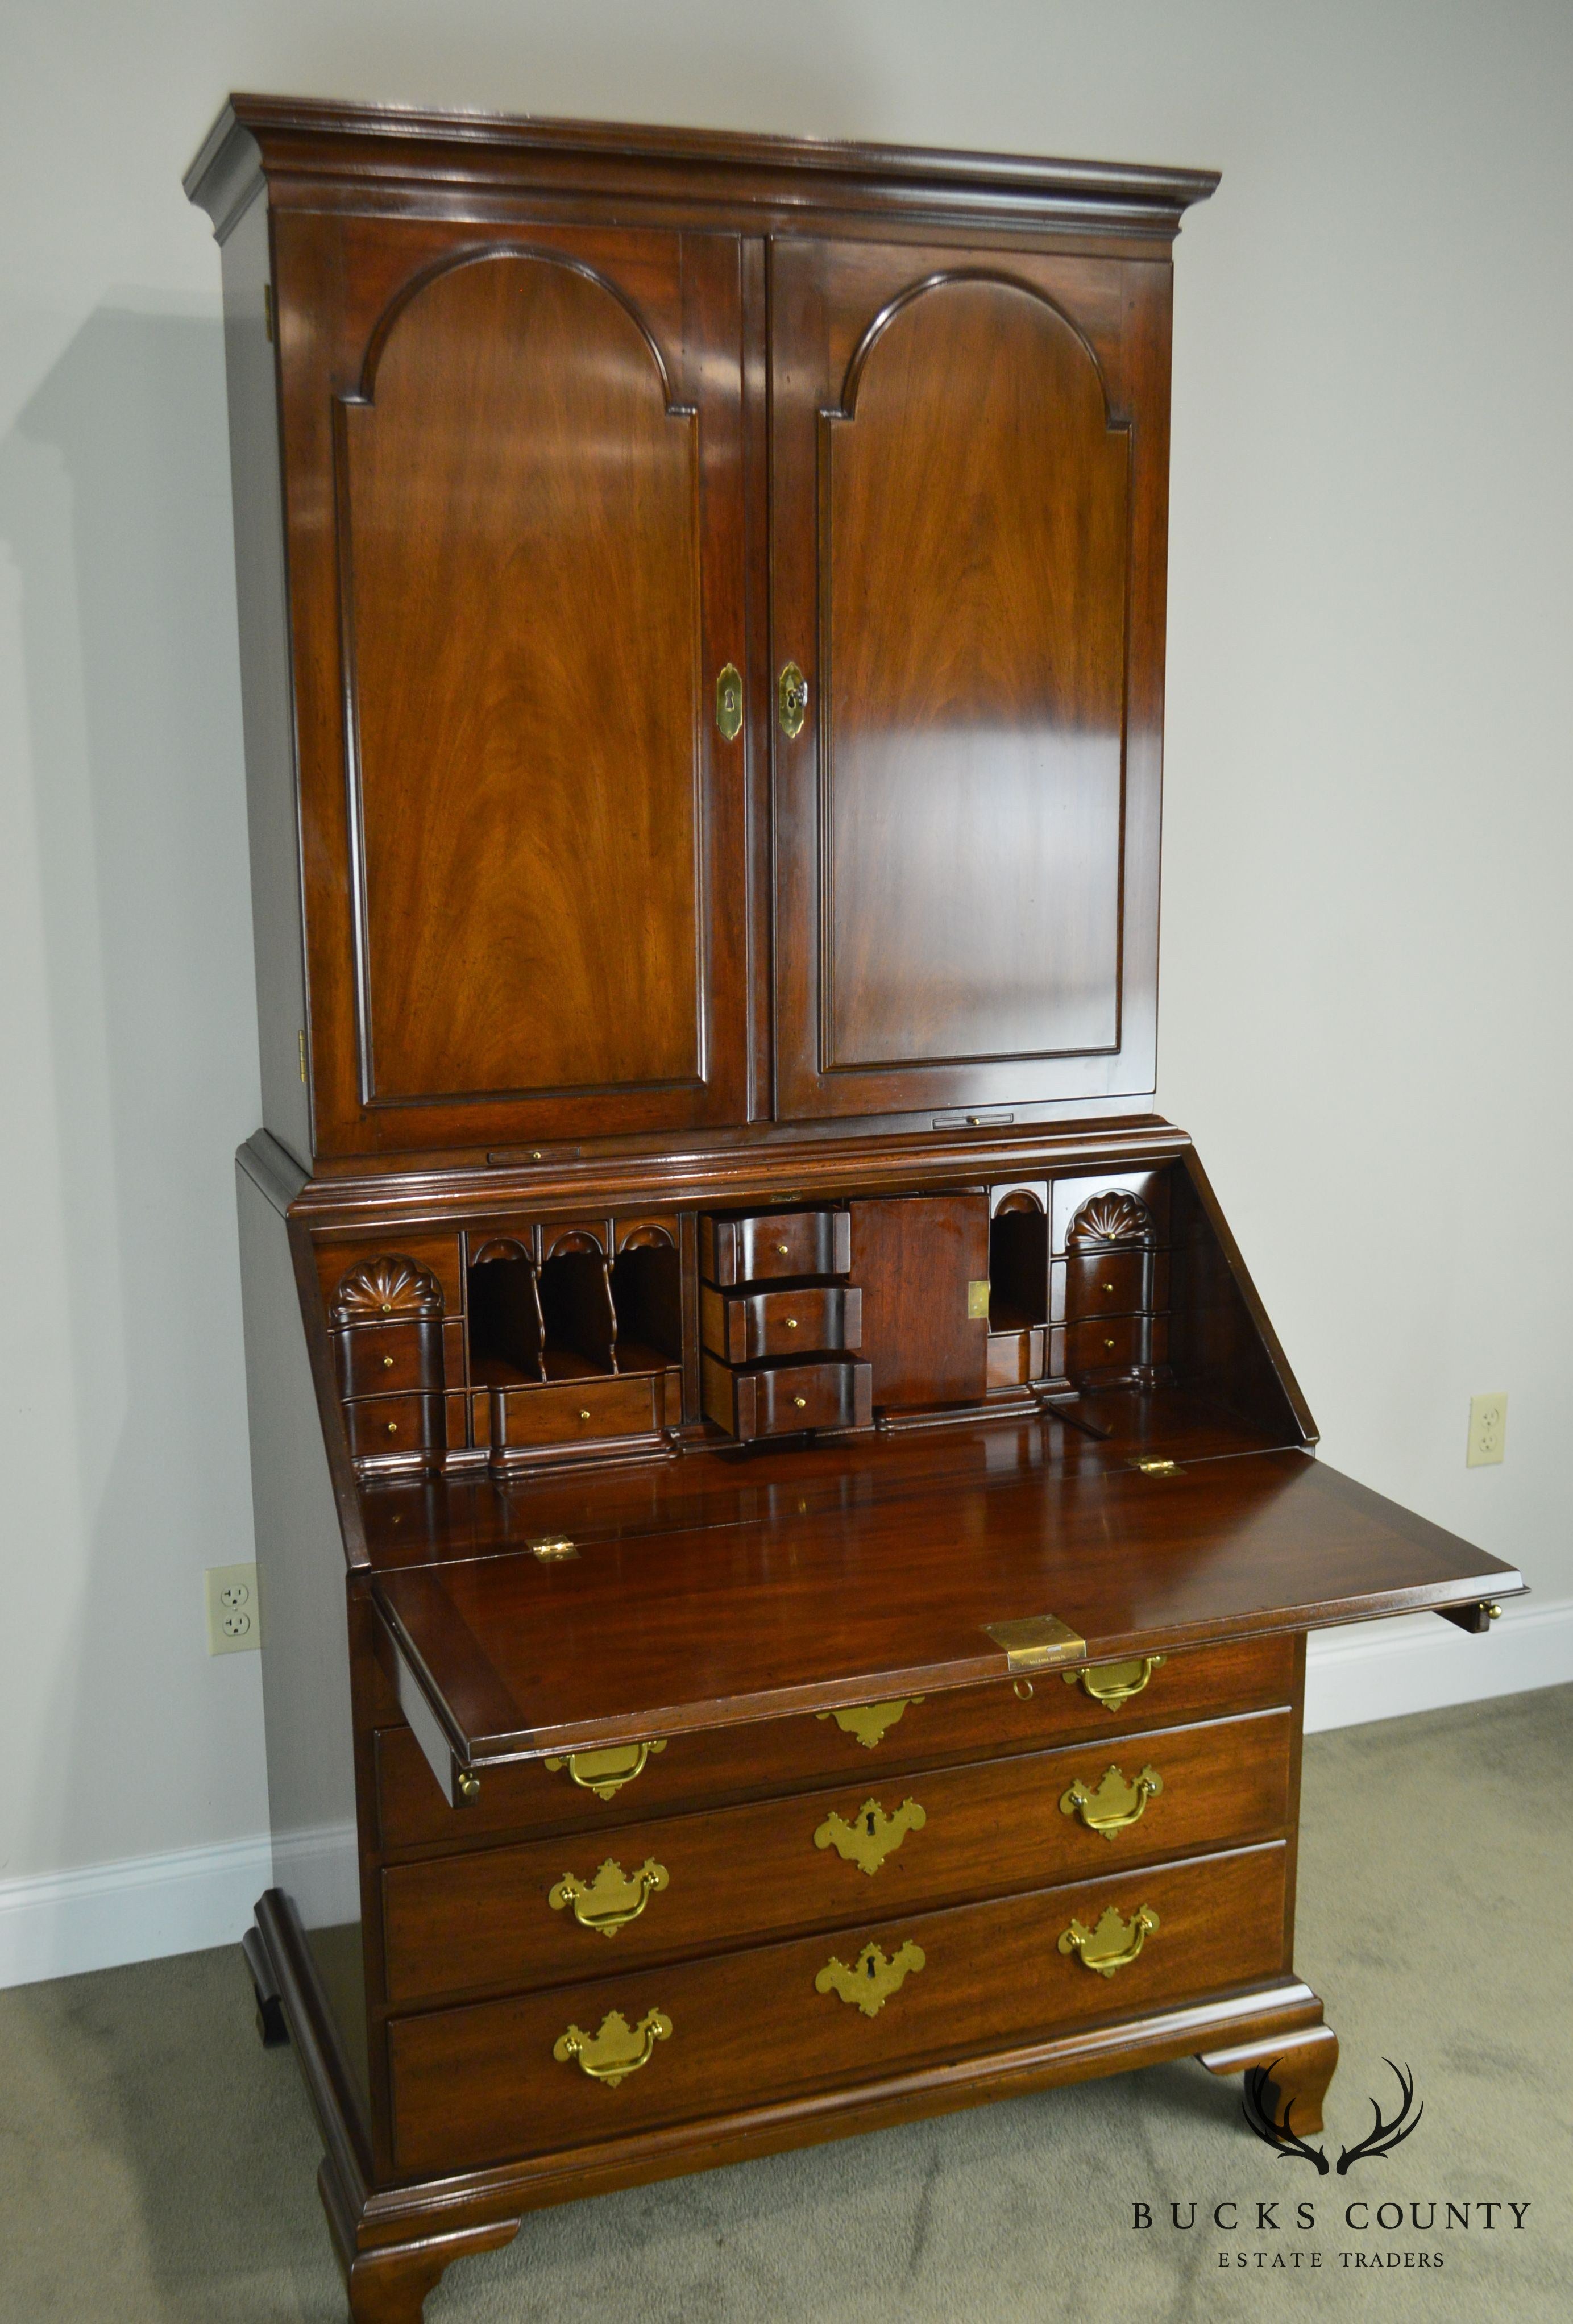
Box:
left=702, top=1353, right=873, bottom=1441
left=335, top=1320, right=443, bottom=1401
left=345, top=1394, right=441, bottom=1462
left=382, top=1708, right=1292, bottom=2004
left=389, top=1841, right=1288, bottom=2174
left=1058, top=1250, right=1165, bottom=1324
left=375, top=1632, right=1298, bottom=1852
left=986, top=1326, right=1044, bottom=1390
left=1053, top=1315, right=1171, bottom=1380
left=700, top=1209, right=852, bottom=1287
left=493, top=1375, right=661, bottom=1450
left=700, top=1284, right=862, bottom=1364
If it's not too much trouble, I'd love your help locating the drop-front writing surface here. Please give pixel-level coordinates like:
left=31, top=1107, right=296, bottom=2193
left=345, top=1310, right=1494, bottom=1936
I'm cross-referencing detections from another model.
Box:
left=278, top=213, right=750, bottom=1156
left=770, top=239, right=1171, bottom=1120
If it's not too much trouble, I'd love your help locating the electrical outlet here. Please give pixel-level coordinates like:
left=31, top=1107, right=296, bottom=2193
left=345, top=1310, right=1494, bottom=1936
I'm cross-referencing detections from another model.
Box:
left=1466, top=1393, right=1507, bottom=1468
left=206, top=1563, right=262, bottom=1654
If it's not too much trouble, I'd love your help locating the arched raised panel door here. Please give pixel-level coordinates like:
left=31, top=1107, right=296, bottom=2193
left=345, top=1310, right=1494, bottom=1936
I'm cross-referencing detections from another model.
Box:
left=770, top=240, right=1172, bottom=1123
left=323, top=233, right=748, bottom=1154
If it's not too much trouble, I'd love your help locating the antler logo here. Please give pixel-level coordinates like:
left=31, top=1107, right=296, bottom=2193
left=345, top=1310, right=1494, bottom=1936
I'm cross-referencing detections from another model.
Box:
left=1243, top=2059, right=1423, bottom=2175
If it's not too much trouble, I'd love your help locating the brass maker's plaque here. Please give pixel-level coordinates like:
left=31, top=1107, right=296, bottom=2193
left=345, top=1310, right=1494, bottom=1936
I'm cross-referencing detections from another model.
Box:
left=984, top=1613, right=1087, bottom=1671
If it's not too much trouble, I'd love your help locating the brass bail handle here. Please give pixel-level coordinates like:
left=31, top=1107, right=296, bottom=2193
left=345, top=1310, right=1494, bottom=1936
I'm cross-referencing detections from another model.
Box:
left=778, top=661, right=808, bottom=738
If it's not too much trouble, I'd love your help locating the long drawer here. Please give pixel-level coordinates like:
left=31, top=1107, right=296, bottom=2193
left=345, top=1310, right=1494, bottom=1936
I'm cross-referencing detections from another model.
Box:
left=382, top=1708, right=1292, bottom=2004
left=388, top=1841, right=1289, bottom=2175
left=375, top=1632, right=1298, bottom=1853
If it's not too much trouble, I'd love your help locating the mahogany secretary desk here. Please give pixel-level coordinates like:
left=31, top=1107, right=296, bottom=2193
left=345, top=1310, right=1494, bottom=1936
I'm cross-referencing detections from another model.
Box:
left=186, top=97, right=1521, bottom=2323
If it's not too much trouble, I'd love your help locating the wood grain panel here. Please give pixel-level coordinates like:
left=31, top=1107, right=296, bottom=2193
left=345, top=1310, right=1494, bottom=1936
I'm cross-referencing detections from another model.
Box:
left=342, top=250, right=703, bottom=1106
left=850, top=1194, right=989, bottom=1407
left=382, top=1708, right=1292, bottom=2003
left=388, top=1842, right=1288, bottom=2173
left=824, top=277, right=1128, bottom=1068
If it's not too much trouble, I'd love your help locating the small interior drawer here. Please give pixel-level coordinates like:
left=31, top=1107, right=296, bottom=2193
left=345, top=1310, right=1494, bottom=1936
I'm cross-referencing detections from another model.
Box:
left=702, top=1354, right=873, bottom=1441
left=700, top=1284, right=862, bottom=1364
left=986, top=1325, right=1044, bottom=1389
left=700, top=1209, right=851, bottom=1287
left=335, top=1319, right=443, bottom=1400
left=492, top=1375, right=663, bottom=1453
left=1054, top=1315, right=1169, bottom=1380
left=345, top=1394, right=442, bottom=1462
left=1059, top=1250, right=1155, bottom=1323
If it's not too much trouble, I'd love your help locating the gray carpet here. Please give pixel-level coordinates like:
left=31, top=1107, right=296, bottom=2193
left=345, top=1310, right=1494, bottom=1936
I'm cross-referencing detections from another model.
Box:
left=3, top=1685, right=1568, bottom=2321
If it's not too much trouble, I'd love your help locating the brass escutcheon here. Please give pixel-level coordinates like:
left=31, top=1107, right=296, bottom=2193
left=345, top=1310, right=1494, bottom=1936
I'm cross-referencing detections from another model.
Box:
left=815, top=1939, right=925, bottom=2018
left=778, top=661, right=808, bottom=737
left=1059, top=1762, right=1163, bottom=1839
left=544, top=1740, right=668, bottom=1800
left=814, top=1796, right=927, bottom=1876
left=1058, top=1903, right=1159, bottom=1977
left=1062, top=1655, right=1166, bottom=1711
left=550, top=1857, right=669, bottom=1936
left=816, top=1698, right=923, bottom=1748
left=553, top=2007, right=671, bottom=2084
left=715, top=662, right=743, bottom=742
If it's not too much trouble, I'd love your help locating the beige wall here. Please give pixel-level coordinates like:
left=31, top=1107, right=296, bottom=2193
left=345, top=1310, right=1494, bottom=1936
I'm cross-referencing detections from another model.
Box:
left=2, top=0, right=1568, bottom=1895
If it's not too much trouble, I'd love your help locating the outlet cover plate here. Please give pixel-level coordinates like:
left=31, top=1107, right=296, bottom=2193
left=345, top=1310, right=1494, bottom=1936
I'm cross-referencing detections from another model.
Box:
left=1466, top=1393, right=1507, bottom=1468
left=206, top=1562, right=262, bottom=1653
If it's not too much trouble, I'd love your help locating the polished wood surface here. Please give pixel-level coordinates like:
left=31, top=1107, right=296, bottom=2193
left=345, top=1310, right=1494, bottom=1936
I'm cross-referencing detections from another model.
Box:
left=373, top=1448, right=1521, bottom=1765
left=850, top=1193, right=989, bottom=1408
left=382, top=1708, right=1290, bottom=2005
left=770, top=239, right=1171, bottom=1121
left=374, top=1632, right=1297, bottom=1852
left=388, top=1842, right=1289, bottom=2176
left=343, top=243, right=712, bottom=1111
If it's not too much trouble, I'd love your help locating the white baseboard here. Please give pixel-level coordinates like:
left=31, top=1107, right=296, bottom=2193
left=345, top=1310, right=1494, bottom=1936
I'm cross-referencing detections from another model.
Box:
left=0, top=1831, right=274, bottom=1991
left=2, top=1606, right=1567, bottom=1990
left=1305, top=1592, right=1573, bottom=1733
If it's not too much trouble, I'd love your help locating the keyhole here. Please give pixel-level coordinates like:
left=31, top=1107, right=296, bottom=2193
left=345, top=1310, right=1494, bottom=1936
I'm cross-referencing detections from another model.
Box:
left=865, top=1811, right=877, bottom=1836
left=865, top=1956, right=876, bottom=1980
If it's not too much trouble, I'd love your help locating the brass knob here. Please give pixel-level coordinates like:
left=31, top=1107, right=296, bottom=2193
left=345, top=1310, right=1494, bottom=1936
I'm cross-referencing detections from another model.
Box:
left=456, top=1769, right=481, bottom=1803
left=1104, top=1338, right=1115, bottom=1350
left=578, top=1408, right=591, bottom=1422
left=379, top=1301, right=391, bottom=1313
left=382, top=1354, right=394, bottom=1368
left=793, top=1395, right=807, bottom=1409
left=784, top=1317, right=799, bottom=1330
left=1102, top=1281, right=1115, bottom=1294
left=1487, top=1602, right=1502, bottom=1620
left=1013, top=1678, right=1034, bottom=1701
left=776, top=1241, right=790, bottom=1256
left=385, top=1422, right=399, bottom=1437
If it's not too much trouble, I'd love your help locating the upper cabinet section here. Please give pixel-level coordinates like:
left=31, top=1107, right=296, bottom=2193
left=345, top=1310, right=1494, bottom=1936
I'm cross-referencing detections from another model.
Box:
left=189, top=101, right=1215, bottom=1165
left=770, top=241, right=1171, bottom=1120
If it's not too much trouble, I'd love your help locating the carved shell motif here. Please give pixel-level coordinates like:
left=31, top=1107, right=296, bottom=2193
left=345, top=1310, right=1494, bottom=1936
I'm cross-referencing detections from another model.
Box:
left=330, top=1253, right=443, bottom=1325
left=1067, top=1191, right=1155, bottom=1249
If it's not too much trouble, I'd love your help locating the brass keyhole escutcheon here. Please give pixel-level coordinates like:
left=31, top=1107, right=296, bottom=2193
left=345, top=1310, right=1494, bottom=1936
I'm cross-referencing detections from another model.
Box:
left=778, top=661, right=808, bottom=738
left=715, top=662, right=743, bottom=742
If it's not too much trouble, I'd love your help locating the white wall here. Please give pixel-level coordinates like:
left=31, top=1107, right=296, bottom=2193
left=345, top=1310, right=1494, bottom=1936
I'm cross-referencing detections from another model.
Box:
left=3, top=0, right=1569, bottom=1977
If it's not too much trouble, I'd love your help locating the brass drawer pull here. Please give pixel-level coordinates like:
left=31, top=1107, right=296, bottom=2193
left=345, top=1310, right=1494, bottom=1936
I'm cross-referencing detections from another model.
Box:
left=815, top=1939, right=924, bottom=2018
left=1058, top=1903, right=1159, bottom=1977
left=1062, top=1654, right=1165, bottom=1711
left=1059, top=1763, right=1163, bottom=1839
left=550, top=1857, right=669, bottom=1935
left=553, top=2007, right=671, bottom=2085
left=816, top=1696, right=923, bottom=1748
left=544, top=1739, right=667, bottom=1800
left=814, top=1796, right=926, bottom=1875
